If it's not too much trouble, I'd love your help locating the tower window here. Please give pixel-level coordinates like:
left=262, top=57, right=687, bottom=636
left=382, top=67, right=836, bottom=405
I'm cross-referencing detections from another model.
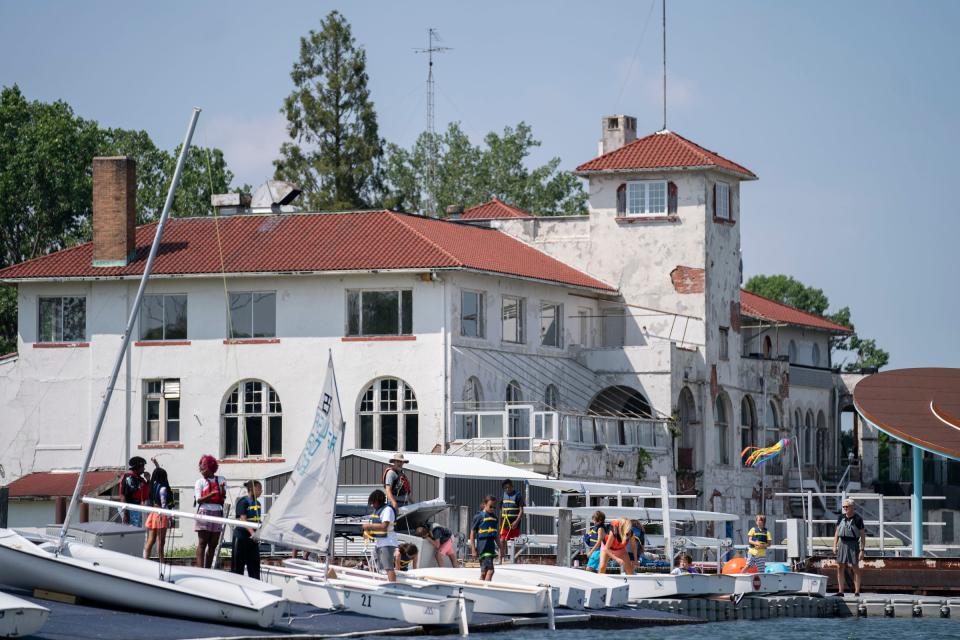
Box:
left=626, top=181, right=667, bottom=216
left=608, top=118, right=620, bottom=130
left=715, top=182, right=731, bottom=220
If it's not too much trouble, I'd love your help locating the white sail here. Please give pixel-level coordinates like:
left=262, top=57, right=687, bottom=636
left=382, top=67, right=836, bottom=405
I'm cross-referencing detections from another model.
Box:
left=256, top=354, right=345, bottom=552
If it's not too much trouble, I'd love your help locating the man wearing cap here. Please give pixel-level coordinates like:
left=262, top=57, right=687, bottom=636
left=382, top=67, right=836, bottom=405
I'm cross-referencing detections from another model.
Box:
left=833, top=498, right=866, bottom=597
left=383, top=453, right=412, bottom=512
left=120, top=456, right=149, bottom=527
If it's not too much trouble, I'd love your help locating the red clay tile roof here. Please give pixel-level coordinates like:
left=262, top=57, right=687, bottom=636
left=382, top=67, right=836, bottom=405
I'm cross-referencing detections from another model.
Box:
left=575, top=130, right=757, bottom=179
left=740, top=290, right=852, bottom=333
left=0, top=211, right=615, bottom=292
left=461, top=198, right=532, bottom=220
left=6, top=470, right=121, bottom=498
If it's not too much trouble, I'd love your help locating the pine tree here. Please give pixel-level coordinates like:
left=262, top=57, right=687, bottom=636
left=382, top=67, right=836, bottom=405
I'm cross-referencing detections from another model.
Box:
left=275, top=11, right=384, bottom=211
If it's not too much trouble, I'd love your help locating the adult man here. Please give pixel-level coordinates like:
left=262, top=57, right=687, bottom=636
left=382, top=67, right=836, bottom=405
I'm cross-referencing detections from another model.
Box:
left=498, top=478, right=524, bottom=562
left=833, top=498, right=866, bottom=597
left=120, top=456, right=149, bottom=527
left=363, top=489, right=399, bottom=582
left=383, top=452, right=412, bottom=511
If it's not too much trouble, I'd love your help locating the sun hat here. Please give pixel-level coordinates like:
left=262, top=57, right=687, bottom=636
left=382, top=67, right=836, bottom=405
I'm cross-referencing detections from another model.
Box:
left=390, top=452, right=407, bottom=463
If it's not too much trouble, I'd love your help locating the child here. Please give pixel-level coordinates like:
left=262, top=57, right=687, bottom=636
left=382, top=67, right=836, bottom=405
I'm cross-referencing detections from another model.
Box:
left=498, top=479, right=524, bottom=562
left=746, top=514, right=772, bottom=573
left=194, top=455, right=226, bottom=569
left=395, top=543, right=419, bottom=572
left=583, top=511, right=607, bottom=572
left=671, top=553, right=699, bottom=575
left=362, top=489, right=398, bottom=582
left=469, top=495, right=499, bottom=581
left=416, top=523, right=459, bottom=568
left=232, top=480, right=263, bottom=579
left=599, top=519, right=635, bottom=575
left=143, top=458, right=172, bottom=562
left=627, top=519, right=646, bottom=565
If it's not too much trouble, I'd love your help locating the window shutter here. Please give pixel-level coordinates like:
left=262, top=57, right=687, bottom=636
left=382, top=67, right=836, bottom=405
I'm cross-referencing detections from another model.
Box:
left=668, top=181, right=678, bottom=215
left=727, top=185, right=733, bottom=221
left=712, top=183, right=717, bottom=218
left=616, top=183, right=626, bottom=216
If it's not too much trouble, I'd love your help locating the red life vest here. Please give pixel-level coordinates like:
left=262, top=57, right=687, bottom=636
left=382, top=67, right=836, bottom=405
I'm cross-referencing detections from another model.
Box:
left=382, top=467, right=411, bottom=499
left=198, top=476, right=226, bottom=506
left=121, top=471, right=150, bottom=504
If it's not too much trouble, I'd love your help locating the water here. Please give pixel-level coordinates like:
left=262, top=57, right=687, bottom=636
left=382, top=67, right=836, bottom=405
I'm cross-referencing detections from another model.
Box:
left=377, top=618, right=960, bottom=640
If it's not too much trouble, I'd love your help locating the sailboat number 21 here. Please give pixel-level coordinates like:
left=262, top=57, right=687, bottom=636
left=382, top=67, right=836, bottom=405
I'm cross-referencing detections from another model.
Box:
left=361, top=594, right=373, bottom=608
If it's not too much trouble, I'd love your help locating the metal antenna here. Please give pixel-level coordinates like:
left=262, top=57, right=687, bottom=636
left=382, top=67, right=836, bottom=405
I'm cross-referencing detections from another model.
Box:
left=415, top=28, right=451, bottom=216
left=662, top=0, right=667, bottom=131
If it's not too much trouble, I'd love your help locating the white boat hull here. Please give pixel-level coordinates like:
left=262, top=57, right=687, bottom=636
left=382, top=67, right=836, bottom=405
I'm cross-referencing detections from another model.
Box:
left=296, top=576, right=473, bottom=626
left=0, top=529, right=285, bottom=628
left=619, top=573, right=736, bottom=600
left=498, top=565, right=629, bottom=607
left=0, top=592, right=49, bottom=638
left=771, top=572, right=827, bottom=596
left=411, top=567, right=596, bottom=610
left=730, top=572, right=781, bottom=595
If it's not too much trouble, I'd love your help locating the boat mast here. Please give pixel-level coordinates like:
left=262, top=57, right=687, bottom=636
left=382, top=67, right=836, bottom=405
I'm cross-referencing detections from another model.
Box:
left=57, top=108, right=202, bottom=551
left=323, top=352, right=347, bottom=577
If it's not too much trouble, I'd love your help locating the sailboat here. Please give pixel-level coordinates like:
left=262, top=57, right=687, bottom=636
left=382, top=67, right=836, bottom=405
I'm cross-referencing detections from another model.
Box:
left=0, top=591, right=49, bottom=638
left=254, top=356, right=474, bottom=630
left=0, top=109, right=286, bottom=629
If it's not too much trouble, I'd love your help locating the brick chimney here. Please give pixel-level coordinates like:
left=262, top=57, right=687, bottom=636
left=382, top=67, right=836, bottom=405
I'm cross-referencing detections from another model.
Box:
left=92, top=156, right=137, bottom=267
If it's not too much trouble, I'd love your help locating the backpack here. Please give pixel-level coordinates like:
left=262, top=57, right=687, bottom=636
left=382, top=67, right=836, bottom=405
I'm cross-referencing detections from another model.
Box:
left=382, top=467, right=411, bottom=498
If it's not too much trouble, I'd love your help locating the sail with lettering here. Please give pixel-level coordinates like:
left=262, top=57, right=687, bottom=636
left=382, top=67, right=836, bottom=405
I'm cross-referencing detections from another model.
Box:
left=256, top=353, right=345, bottom=552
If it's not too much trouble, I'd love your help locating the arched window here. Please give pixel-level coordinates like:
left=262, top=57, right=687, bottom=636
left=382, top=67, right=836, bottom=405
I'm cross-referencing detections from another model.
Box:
left=740, top=395, right=758, bottom=453
left=544, top=384, right=559, bottom=411
left=788, top=340, right=797, bottom=364
left=588, top=386, right=652, bottom=417
left=457, top=376, right=483, bottom=440
left=763, top=335, right=773, bottom=359
left=358, top=378, right=419, bottom=452
left=222, top=380, right=282, bottom=459
left=715, top=392, right=731, bottom=465
left=677, top=387, right=697, bottom=471
left=463, top=376, right=482, bottom=409
left=804, top=410, right=814, bottom=464
left=811, top=343, right=821, bottom=367
left=765, top=399, right=782, bottom=473
left=816, top=410, right=827, bottom=467
left=506, top=380, right=523, bottom=404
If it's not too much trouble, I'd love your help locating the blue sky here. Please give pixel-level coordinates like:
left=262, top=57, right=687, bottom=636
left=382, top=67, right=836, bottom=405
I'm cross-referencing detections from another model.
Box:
left=2, top=1, right=957, bottom=369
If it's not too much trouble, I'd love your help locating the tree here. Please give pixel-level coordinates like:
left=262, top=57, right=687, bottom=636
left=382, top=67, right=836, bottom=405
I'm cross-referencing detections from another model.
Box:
left=275, top=11, right=383, bottom=210
left=382, top=122, right=587, bottom=216
left=744, top=274, right=889, bottom=371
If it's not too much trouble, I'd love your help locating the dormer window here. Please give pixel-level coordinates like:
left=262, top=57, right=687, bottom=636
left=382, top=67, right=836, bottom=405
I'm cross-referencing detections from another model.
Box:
left=626, top=180, right=666, bottom=216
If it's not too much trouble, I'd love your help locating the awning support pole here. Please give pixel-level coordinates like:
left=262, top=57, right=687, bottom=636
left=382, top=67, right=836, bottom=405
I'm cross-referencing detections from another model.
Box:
left=912, top=446, right=923, bottom=557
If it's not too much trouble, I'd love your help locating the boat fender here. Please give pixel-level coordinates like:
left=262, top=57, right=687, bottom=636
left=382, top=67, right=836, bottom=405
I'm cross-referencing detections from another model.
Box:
left=940, top=605, right=950, bottom=618
left=912, top=604, right=922, bottom=618
left=857, top=602, right=867, bottom=617
left=884, top=603, right=894, bottom=617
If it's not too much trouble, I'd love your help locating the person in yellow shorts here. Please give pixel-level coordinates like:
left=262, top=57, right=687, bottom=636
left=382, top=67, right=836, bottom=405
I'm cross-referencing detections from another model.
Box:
left=746, top=514, right=772, bottom=572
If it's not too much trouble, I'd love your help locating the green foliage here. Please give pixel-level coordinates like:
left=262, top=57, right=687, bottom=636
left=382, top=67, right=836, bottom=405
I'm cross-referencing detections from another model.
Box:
left=635, top=447, right=653, bottom=483
left=275, top=11, right=384, bottom=210
left=382, top=122, right=587, bottom=216
left=0, top=287, right=15, bottom=354
left=744, top=273, right=889, bottom=371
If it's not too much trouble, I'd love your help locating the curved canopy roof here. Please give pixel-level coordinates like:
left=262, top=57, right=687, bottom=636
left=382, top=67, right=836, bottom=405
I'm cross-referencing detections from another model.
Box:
left=853, top=368, right=960, bottom=461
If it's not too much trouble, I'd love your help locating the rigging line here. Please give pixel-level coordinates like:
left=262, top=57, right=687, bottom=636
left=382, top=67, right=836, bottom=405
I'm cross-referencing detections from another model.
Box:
left=614, top=0, right=658, bottom=110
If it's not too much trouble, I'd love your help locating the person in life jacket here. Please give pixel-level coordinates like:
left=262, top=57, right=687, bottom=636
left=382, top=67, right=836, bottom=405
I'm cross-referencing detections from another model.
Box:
left=416, top=522, right=459, bottom=568
left=394, top=543, right=419, bottom=572
left=833, top=498, right=866, bottom=597
left=194, top=454, right=226, bottom=569
left=627, top=519, right=646, bottom=564
left=383, top=452, right=412, bottom=511
left=120, top=456, right=149, bottom=527
left=745, top=514, right=773, bottom=573
left=599, top=518, right=635, bottom=575
left=232, top=480, right=263, bottom=580
left=469, top=495, right=499, bottom=581
left=584, top=511, right=609, bottom=572
left=671, top=553, right=699, bottom=575
left=363, top=489, right=399, bottom=582
left=498, top=478, right=525, bottom=562
left=143, top=459, right=173, bottom=562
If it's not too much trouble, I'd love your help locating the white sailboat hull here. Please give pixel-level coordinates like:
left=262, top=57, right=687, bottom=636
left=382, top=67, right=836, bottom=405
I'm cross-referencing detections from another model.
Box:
left=0, top=592, right=49, bottom=638
left=282, top=560, right=555, bottom=615
left=618, top=573, right=736, bottom=600
left=496, top=564, right=629, bottom=607
left=772, top=572, right=827, bottom=596
left=296, top=576, right=473, bottom=626
left=410, top=567, right=597, bottom=610
left=730, top=572, right=781, bottom=595
left=0, top=529, right=285, bottom=628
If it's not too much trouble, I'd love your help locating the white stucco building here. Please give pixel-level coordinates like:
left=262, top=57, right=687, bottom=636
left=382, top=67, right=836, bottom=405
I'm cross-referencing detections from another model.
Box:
left=0, top=118, right=863, bottom=543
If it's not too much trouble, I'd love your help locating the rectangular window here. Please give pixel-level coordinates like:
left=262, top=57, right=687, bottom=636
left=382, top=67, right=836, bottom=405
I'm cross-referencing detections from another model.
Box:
left=460, top=290, right=485, bottom=338
left=143, top=378, right=181, bottom=443
left=228, top=291, right=276, bottom=338
left=38, top=296, right=86, bottom=343
left=577, top=307, right=591, bottom=347
left=600, top=308, right=625, bottom=347
left=140, top=294, right=187, bottom=341
left=719, top=327, right=729, bottom=360
left=346, top=289, right=413, bottom=336
left=540, top=302, right=563, bottom=348
left=501, top=296, right=525, bottom=344
left=626, top=180, right=667, bottom=216
left=716, top=182, right=731, bottom=220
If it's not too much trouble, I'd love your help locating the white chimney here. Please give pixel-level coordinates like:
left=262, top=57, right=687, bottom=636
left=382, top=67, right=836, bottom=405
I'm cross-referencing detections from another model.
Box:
left=600, top=115, right=637, bottom=155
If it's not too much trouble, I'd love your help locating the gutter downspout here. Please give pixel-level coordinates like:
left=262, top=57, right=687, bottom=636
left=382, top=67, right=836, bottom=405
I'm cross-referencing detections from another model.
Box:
left=439, top=272, right=450, bottom=451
